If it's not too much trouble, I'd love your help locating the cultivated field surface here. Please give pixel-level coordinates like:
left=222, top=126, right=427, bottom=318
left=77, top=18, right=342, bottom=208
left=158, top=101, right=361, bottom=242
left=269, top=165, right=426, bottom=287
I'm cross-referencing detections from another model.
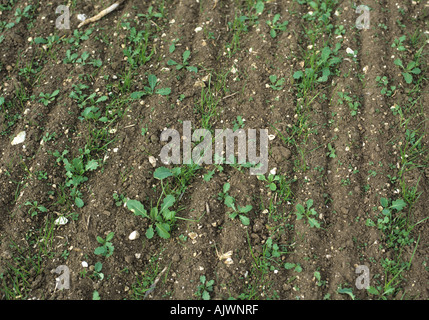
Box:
left=0, top=0, right=428, bottom=300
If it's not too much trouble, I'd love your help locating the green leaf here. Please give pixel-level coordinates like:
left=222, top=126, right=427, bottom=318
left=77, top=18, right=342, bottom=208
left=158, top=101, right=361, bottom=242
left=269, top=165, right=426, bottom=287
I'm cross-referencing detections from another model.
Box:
left=160, top=195, right=175, bottom=214
left=380, top=197, right=389, bottom=208
left=293, top=71, right=303, bottom=80
left=154, top=167, right=173, bottom=180
left=255, top=1, right=264, bottom=14
left=146, top=226, right=154, bottom=239
left=337, top=287, right=355, bottom=300
left=308, top=217, right=321, bottom=228
left=367, top=286, right=379, bottom=295
left=75, top=197, right=84, bottom=208
left=126, top=199, right=148, bottom=218
left=402, top=72, right=413, bottom=84
left=38, top=206, right=48, bottom=213
left=169, top=43, right=175, bottom=53
left=238, top=205, right=253, bottom=214
left=284, top=262, right=295, bottom=270
left=394, top=58, right=403, bottom=68
left=34, top=37, right=47, bottom=44
left=224, top=196, right=235, bottom=209
left=85, top=160, right=99, bottom=171
left=105, top=232, right=115, bottom=242
left=94, top=246, right=106, bottom=255
left=202, top=290, right=210, bottom=300
left=410, top=68, right=421, bottom=75
left=239, top=215, right=250, bottom=226
left=167, top=59, right=177, bottom=66
left=320, top=47, right=331, bottom=63
left=156, top=223, right=171, bottom=239
left=155, top=87, right=171, bottom=96
left=92, top=290, right=100, bottom=300
left=270, top=29, right=276, bottom=38
left=148, top=74, right=157, bottom=92
left=390, top=199, right=406, bottom=211
left=223, top=182, right=230, bottom=193
left=130, top=91, right=146, bottom=99
left=186, top=66, right=198, bottom=73
left=183, top=50, right=191, bottom=63
left=296, top=203, right=305, bottom=214
left=94, top=262, right=103, bottom=272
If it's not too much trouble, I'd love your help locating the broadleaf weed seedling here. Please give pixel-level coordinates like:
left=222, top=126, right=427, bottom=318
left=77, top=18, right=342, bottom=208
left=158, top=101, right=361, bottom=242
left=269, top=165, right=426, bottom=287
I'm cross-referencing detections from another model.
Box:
left=167, top=50, right=198, bottom=73
left=294, top=199, right=321, bottom=229
left=94, top=232, right=115, bottom=258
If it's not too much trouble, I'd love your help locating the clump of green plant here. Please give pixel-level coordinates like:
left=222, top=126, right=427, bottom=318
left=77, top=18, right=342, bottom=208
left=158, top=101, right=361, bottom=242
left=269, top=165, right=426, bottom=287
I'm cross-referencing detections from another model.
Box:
left=113, top=192, right=126, bottom=207
left=266, top=13, right=289, bottom=38
left=196, top=275, right=214, bottom=300
left=53, top=146, right=99, bottom=208
left=337, top=92, right=361, bottom=116
left=284, top=262, right=303, bottom=273
left=126, top=167, right=183, bottom=239
left=94, top=232, right=115, bottom=258
left=257, top=172, right=280, bottom=191
left=91, top=262, right=104, bottom=280
left=220, top=182, right=253, bottom=226
left=391, top=35, right=406, bottom=52
left=39, top=89, right=59, bottom=106
left=24, top=200, right=47, bottom=217
left=167, top=50, right=198, bottom=73
left=293, top=43, right=342, bottom=94
left=294, top=199, right=321, bottom=228
left=394, top=58, right=421, bottom=84
left=269, top=74, right=285, bottom=90
left=375, top=76, right=396, bottom=97
left=326, top=143, right=336, bottom=158
left=130, top=74, right=171, bottom=99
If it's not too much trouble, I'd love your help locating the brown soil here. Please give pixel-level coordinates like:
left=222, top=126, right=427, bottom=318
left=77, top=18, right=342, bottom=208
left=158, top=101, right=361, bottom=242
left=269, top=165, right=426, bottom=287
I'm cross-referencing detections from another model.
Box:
left=0, top=0, right=428, bottom=300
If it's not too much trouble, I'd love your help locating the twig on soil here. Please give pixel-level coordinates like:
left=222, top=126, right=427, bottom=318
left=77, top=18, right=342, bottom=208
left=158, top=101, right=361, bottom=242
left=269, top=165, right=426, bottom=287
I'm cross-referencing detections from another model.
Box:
left=144, top=266, right=168, bottom=300
left=78, top=0, right=125, bottom=28
left=222, top=91, right=239, bottom=100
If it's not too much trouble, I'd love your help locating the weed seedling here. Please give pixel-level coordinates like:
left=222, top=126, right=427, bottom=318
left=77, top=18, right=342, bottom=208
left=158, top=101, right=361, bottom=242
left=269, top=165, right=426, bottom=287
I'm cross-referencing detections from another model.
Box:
left=294, top=199, right=321, bottom=228
left=94, top=232, right=115, bottom=258
left=167, top=50, right=198, bottom=73
left=130, top=74, right=171, bottom=99
left=196, top=275, right=214, bottom=300
left=266, top=14, right=289, bottom=38
left=24, top=201, right=48, bottom=217
left=39, top=90, right=59, bottom=106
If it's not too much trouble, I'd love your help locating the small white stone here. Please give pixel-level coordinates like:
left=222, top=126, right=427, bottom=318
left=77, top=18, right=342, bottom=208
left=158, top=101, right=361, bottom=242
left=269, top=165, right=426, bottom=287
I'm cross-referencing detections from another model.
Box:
left=128, top=231, right=140, bottom=241
left=194, top=26, right=202, bottom=33
left=11, top=131, right=26, bottom=145
left=149, top=156, right=157, bottom=167
left=82, top=261, right=88, bottom=268
left=54, top=216, right=68, bottom=225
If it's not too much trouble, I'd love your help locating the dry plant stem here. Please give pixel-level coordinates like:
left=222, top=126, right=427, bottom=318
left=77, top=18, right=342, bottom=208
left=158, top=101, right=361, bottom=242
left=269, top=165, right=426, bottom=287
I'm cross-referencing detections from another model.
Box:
left=78, top=0, right=125, bottom=28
